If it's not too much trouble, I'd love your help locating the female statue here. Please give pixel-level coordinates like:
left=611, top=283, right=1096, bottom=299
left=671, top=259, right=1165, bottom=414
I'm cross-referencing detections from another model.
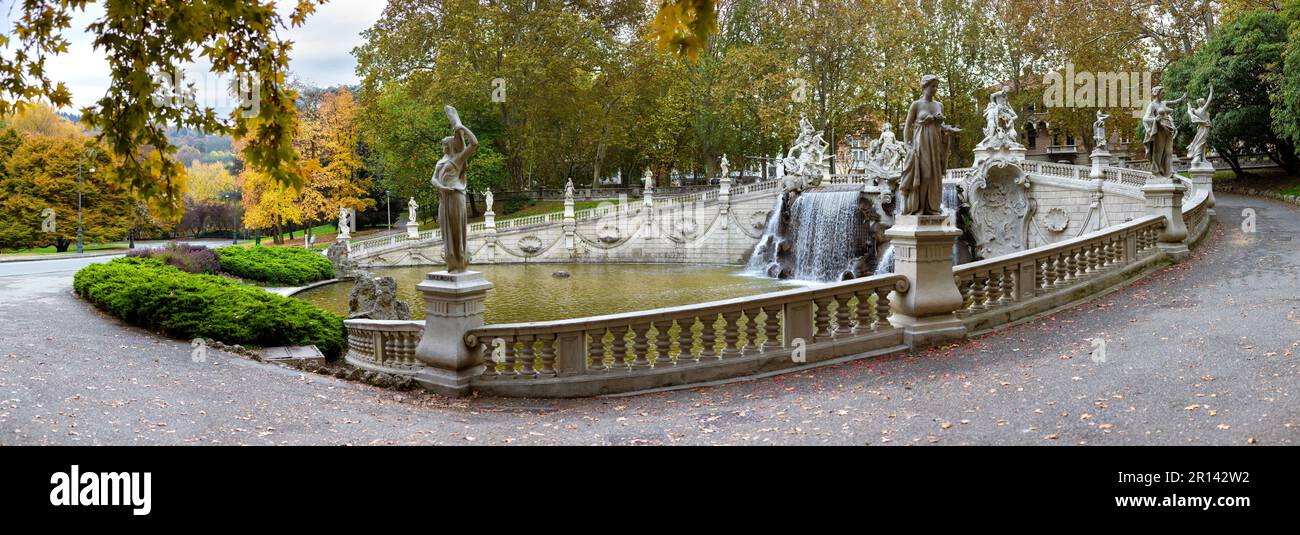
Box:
left=1186, top=87, right=1214, bottom=165
left=899, top=75, right=961, bottom=215
left=431, top=105, right=478, bottom=273
left=1093, top=110, right=1110, bottom=150
left=1141, top=86, right=1186, bottom=178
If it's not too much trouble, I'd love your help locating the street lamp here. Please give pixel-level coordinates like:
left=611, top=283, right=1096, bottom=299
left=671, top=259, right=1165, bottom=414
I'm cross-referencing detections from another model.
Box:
left=220, top=190, right=242, bottom=244
left=77, top=147, right=97, bottom=254
left=386, top=190, right=391, bottom=229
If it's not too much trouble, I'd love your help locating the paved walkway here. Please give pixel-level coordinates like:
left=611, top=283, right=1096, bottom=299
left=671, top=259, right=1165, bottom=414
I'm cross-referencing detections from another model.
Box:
left=1, top=194, right=1296, bottom=445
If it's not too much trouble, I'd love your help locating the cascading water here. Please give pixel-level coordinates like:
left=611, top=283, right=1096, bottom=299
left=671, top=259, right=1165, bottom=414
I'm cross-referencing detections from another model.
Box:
left=748, top=189, right=865, bottom=282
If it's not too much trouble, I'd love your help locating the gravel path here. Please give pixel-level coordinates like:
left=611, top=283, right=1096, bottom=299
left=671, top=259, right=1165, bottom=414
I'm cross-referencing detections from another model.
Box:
left=1, top=194, right=1296, bottom=445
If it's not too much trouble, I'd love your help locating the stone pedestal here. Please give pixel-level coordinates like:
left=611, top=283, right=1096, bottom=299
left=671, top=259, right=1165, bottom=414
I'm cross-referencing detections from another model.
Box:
left=1141, top=177, right=1190, bottom=261
left=563, top=198, right=575, bottom=249
left=973, top=144, right=1026, bottom=166
left=413, top=270, right=493, bottom=397
left=1188, top=162, right=1216, bottom=216
left=406, top=221, right=419, bottom=239
left=1089, top=148, right=1111, bottom=178
left=885, top=214, right=967, bottom=347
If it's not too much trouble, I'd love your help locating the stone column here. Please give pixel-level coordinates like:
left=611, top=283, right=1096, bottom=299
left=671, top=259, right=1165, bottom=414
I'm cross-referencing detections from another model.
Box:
left=483, top=209, right=496, bottom=263
left=1089, top=147, right=1111, bottom=179
left=1188, top=161, right=1217, bottom=216
left=413, top=271, right=494, bottom=397
left=1141, top=176, right=1190, bottom=261
left=718, top=172, right=732, bottom=230
left=885, top=214, right=967, bottom=347
left=563, top=194, right=576, bottom=250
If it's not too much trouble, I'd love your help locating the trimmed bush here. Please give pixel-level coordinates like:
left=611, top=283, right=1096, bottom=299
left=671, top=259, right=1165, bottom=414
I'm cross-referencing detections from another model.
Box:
left=126, top=242, right=221, bottom=274
left=75, top=257, right=344, bottom=357
left=215, top=245, right=334, bottom=285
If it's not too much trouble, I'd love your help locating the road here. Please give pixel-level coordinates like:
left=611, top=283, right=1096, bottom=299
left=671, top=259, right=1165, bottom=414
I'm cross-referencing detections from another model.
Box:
left=0, top=194, right=1296, bottom=445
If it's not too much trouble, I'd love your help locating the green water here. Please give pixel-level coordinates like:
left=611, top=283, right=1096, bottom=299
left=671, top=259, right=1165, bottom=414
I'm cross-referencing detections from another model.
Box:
left=294, top=263, right=808, bottom=324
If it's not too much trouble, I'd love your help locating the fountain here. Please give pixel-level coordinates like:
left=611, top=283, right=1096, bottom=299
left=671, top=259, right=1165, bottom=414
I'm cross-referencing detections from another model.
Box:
left=747, top=187, right=879, bottom=281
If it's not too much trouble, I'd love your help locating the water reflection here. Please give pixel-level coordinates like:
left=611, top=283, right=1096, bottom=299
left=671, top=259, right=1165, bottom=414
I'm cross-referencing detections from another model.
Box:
left=294, top=263, right=806, bottom=324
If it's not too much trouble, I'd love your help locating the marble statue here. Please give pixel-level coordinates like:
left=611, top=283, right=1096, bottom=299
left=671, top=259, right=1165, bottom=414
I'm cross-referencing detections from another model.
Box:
left=719, top=154, right=729, bottom=179
left=408, top=197, right=418, bottom=223
left=865, top=123, right=907, bottom=181
left=1186, top=87, right=1214, bottom=166
left=899, top=75, right=962, bottom=216
left=564, top=177, right=575, bottom=200
left=1142, top=86, right=1186, bottom=178
left=643, top=169, right=654, bottom=191
left=485, top=188, right=494, bottom=213
left=431, top=105, right=478, bottom=273
left=1093, top=110, right=1111, bottom=150
left=977, top=85, right=1020, bottom=149
left=337, top=206, right=351, bottom=239
left=782, top=114, right=829, bottom=192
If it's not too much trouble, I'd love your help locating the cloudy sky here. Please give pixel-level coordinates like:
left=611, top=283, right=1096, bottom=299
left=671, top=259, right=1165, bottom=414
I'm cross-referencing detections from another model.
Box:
left=20, top=1, right=388, bottom=111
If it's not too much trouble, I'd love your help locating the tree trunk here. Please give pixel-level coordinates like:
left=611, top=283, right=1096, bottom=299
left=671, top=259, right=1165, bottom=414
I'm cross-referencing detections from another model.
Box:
left=55, top=237, right=70, bottom=253
left=1219, top=147, right=1245, bottom=178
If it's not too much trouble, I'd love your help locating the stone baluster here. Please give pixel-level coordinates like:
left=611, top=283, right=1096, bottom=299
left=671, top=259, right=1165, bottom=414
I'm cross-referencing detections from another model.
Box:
left=588, top=329, right=607, bottom=372
left=762, top=305, right=783, bottom=348
left=873, top=288, right=891, bottom=329
left=720, top=310, right=743, bottom=357
left=653, top=320, right=674, bottom=366
left=743, top=308, right=762, bottom=354
left=969, top=273, right=988, bottom=312
left=537, top=334, right=557, bottom=377
left=610, top=326, right=630, bottom=370
left=1000, top=268, right=1016, bottom=304
left=480, top=337, right=499, bottom=379
left=833, top=295, right=853, bottom=336
left=676, top=318, right=697, bottom=363
left=699, top=314, right=719, bottom=359
left=517, top=336, right=536, bottom=378
left=630, top=323, right=652, bottom=369
left=853, top=291, right=873, bottom=333
left=812, top=297, right=833, bottom=340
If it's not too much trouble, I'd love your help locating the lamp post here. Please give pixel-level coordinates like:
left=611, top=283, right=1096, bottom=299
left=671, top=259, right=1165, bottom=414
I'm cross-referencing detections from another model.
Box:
left=220, top=190, right=241, bottom=244
left=77, top=147, right=97, bottom=254
left=386, top=190, right=392, bottom=229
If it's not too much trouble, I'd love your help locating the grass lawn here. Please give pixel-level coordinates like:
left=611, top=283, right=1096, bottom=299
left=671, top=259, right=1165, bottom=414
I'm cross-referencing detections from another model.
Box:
left=0, top=243, right=130, bottom=256
left=1212, top=168, right=1300, bottom=194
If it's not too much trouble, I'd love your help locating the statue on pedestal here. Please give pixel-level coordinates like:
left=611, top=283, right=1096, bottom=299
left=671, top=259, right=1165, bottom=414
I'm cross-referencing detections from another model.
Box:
left=782, top=114, right=829, bottom=192
left=1186, top=87, right=1214, bottom=166
left=865, top=123, right=907, bottom=183
left=899, top=75, right=962, bottom=216
left=408, top=197, right=418, bottom=223
left=719, top=153, right=729, bottom=180
left=337, top=206, right=351, bottom=240
left=1093, top=110, right=1111, bottom=151
left=564, top=178, right=575, bottom=201
left=431, top=105, right=478, bottom=272
left=977, top=85, right=1020, bottom=150
left=1142, top=86, right=1186, bottom=178
left=484, top=188, right=494, bottom=213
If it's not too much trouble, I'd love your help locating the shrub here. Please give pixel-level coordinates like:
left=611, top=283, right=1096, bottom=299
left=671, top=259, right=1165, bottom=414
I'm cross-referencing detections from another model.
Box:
left=126, top=242, right=221, bottom=274
left=74, top=257, right=344, bottom=357
left=501, top=192, right=533, bottom=214
left=215, top=245, right=334, bottom=285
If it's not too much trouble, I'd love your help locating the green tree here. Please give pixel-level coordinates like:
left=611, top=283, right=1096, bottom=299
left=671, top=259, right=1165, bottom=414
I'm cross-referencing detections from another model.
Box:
left=0, top=0, right=325, bottom=217
left=1165, top=9, right=1298, bottom=176
left=0, top=132, right=132, bottom=251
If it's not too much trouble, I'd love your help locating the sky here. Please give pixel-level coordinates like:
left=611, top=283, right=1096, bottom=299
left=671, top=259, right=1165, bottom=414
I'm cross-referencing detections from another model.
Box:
left=12, top=1, right=388, bottom=112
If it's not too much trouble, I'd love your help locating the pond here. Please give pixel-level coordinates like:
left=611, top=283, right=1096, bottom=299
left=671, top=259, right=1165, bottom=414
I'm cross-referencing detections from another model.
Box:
left=294, top=263, right=810, bottom=324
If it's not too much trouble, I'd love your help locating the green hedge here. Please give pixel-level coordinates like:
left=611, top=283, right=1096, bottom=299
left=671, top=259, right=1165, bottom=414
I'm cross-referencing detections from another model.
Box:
left=215, top=245, right=334, bottom=286
left=75, top=257, right=344, bottom=357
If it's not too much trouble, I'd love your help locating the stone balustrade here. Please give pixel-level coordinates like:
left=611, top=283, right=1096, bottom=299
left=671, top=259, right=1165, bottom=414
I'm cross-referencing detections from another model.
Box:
left=343, top=319, right=426, bottom=375
left=952, top=214, right=1166, bottom=332
left=338, top=160, right=1218, bottom=397
left=463, top=273, right=909, bottom=396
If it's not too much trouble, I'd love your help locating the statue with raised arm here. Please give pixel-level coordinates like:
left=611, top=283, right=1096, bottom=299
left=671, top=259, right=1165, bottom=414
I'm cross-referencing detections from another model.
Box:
left=1142, top=86, right=1186, bottom=178
left=431, top=105, right=478, bottom=273
left=408, top=197, right=418, bottom=223
left=1186, top=87, right=1214, bottom=166
left=1093, top=110, right=1111, bottom=150
left=899, top=75, right=962, bottom=216
left=978, top=86, right=1020, bottom=149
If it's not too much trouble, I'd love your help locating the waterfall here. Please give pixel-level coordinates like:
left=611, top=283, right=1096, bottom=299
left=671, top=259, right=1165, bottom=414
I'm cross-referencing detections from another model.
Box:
left=748, top=190, right=863, bottom=282
left=874, top=182, right=961, bottom=274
